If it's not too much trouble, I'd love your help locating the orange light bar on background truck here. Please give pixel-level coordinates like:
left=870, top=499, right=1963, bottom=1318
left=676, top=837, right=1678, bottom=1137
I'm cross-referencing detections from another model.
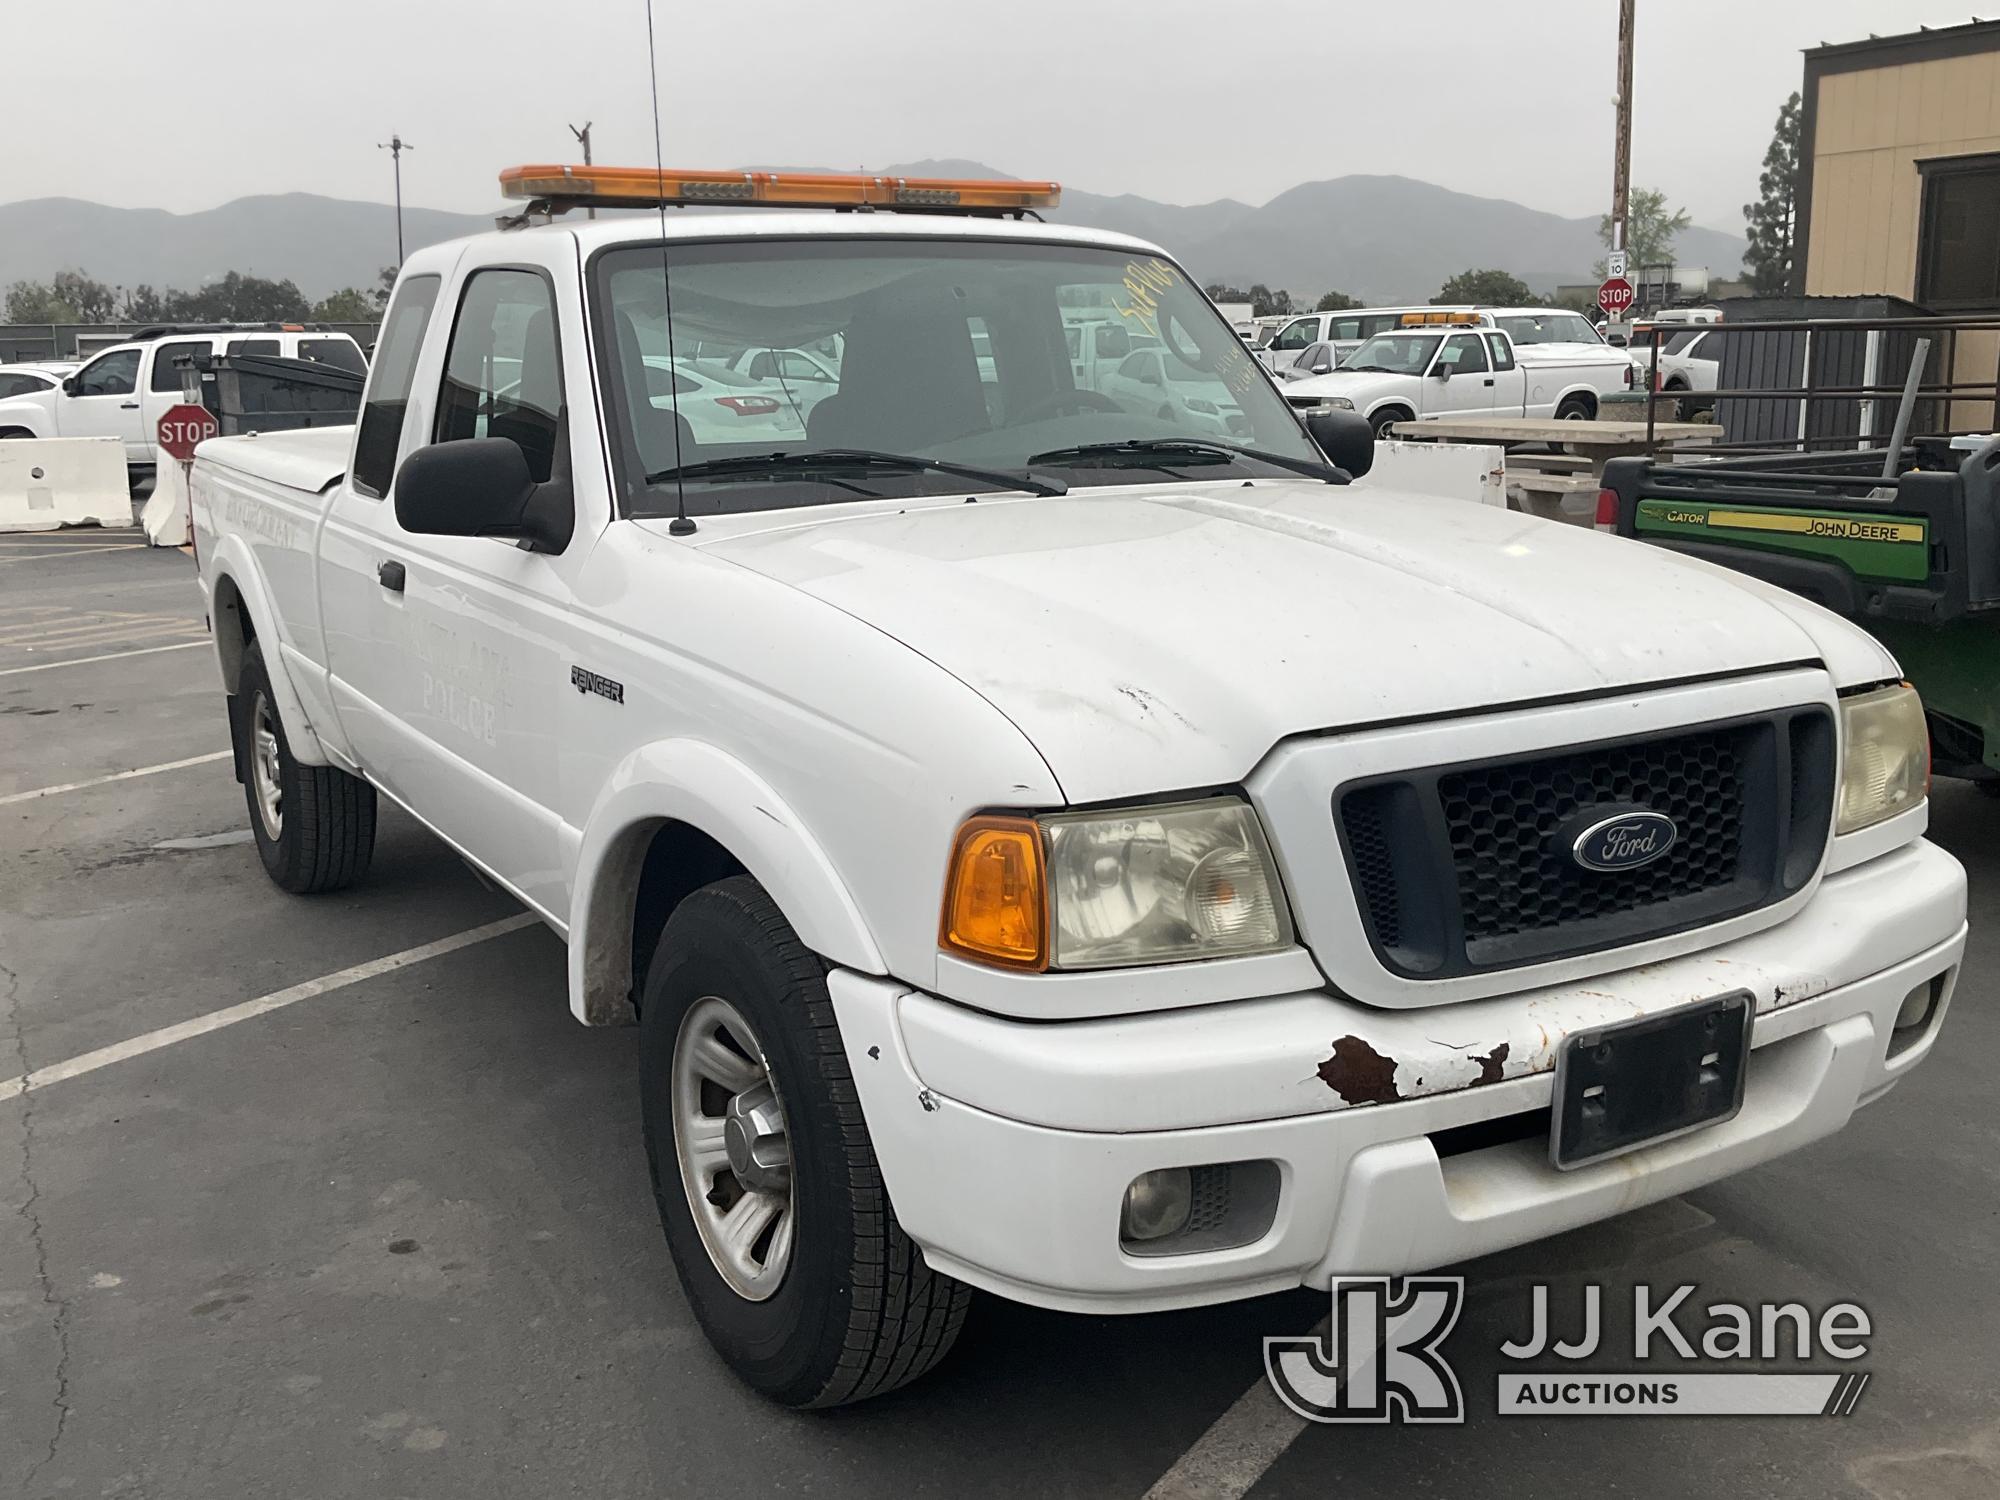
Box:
left=1399, top=311, right=1484, bottom=326
left=499, top=164, right=1062, bottom=212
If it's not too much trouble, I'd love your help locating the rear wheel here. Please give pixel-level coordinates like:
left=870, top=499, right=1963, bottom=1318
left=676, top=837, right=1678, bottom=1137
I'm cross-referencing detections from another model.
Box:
left=237, top=641, right=376, bottom=893
left=0, top=428, right=35, bottom=441
left=639, top=877, right=970, bottom=1407
left=1555, top=393, right=1595, bottom=422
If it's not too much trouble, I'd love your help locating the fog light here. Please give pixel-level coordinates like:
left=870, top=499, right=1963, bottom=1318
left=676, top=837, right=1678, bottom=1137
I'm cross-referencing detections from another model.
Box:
left=1895, top=979, right=1937, bottom=1032
left=1120, top=1168, right=1193, bottom=1243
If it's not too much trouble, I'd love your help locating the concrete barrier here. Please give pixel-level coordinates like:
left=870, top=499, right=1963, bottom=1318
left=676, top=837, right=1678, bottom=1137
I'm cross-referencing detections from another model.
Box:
left=1353, top=439, right=1507, bottom=507
left=0, top=437, right=131, bottom=532
left=141, top=458, right=192, bottom=547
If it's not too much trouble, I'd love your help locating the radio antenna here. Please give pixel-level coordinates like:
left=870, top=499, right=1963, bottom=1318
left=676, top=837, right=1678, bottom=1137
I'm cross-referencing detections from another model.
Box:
left=643, top=0, right=695, bottom=536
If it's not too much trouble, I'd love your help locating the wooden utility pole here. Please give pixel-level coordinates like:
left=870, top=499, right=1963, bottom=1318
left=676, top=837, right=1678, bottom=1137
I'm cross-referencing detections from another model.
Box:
left=378, top=134, right=415, bottom=265
left=569, top=121, right=595, bottom=219
left=1611, top=0, right=1635, bottom=256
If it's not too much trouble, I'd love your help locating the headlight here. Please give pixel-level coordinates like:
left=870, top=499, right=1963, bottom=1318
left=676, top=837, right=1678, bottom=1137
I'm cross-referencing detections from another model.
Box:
left=941, top=798, right=1294, bottom=971
left=1184, top=397, right=1219, bottom=414
left=1317, top=397, right=1355, bottom=411
left=1837, top=683, right=1929, bottom=834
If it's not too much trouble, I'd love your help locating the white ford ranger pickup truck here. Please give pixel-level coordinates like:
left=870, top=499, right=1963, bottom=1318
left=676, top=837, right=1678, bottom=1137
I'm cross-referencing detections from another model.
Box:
left=190, top=166, right=1968, bottom=1409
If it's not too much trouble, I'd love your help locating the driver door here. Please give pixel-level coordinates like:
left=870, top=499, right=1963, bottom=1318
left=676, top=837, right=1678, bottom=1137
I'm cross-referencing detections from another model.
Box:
left=62, top=347, right=148, bottom=459
left=1421, top=332, right=1495, bottom=419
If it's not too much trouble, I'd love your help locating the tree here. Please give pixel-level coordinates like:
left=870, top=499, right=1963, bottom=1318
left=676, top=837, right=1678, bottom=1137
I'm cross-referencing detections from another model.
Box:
left=1205, top=283, right=1250, bottom=303
left=1742, top=92, right=1802, bottom=295
left=312, top=287, right=377, bottom=322
left=372, top=265, right=399, bottom=311
left=1433, top=268, right=1532, bottom=305
left=1247, top=283, right=1293, bottom=318
left=120, top=285, right=170, bottom=322
left=51, top=269, right=120, bottom=322
left=1316, top=290, right=1362, bottom=312
left=1596, top=188, right=1691, bottom=276
left=162, top=271, right=311, bottom=323
left=4, top=279, right=79, bottom=323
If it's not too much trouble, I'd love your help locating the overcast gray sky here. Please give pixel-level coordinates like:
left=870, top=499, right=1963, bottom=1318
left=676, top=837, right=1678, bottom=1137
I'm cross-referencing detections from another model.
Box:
left=2, top=1, right=1985, bottom=228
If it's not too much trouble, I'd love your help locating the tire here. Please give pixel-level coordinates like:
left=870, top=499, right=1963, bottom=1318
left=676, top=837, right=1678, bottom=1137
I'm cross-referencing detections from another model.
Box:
left=639, top=877, right=970, bottom=1407
left=0, top=428, right=36, bottom=441
left=1662, top=381, right=1688, bottom=422
left=237, top=640, right=377, bottom=893
left=1370, top=405, right=1411, bottom=440
left=1555, top=393, right=1595, bottom=422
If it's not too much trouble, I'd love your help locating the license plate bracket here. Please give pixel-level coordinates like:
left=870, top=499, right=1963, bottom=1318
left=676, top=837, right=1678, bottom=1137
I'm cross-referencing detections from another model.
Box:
left=1551, top=991, right=1753, bottom=1170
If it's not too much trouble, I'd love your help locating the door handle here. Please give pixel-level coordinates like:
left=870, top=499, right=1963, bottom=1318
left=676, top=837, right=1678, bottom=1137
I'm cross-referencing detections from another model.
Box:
left=120, top=401, right=140, bottom=409
left=1482, top=378, right=1494, bottom=387
left=377, top=560, right=406, bottom=593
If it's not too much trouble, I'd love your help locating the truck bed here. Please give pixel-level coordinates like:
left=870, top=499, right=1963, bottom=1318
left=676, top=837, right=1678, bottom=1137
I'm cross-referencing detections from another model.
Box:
left=197, top=426, right=353, bottom=494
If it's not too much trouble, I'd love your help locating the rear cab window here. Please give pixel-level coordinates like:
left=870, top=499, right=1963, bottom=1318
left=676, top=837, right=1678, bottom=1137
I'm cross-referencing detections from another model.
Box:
left=299, top=338, right=367, bottom=374
left=149, top=340, right=210, bottom=393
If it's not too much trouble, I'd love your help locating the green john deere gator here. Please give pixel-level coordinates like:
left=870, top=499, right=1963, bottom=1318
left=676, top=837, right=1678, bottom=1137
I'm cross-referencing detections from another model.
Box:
left=1603, top=436, right=2000, bottom=791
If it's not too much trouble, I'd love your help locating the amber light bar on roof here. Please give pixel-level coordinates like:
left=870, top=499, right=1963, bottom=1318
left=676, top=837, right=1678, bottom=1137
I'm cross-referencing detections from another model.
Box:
left=498, top=164, right=1062, bottom=212
left=1398, top=311, right=1484, bottom=326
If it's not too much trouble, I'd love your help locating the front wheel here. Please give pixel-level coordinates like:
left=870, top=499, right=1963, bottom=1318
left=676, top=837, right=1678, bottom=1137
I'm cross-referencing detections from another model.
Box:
left=1370, top=405, right=1411, bottom=440
left=236, top=641, right=376, bottom=893
left=639, top=877, right=970, bottom=1407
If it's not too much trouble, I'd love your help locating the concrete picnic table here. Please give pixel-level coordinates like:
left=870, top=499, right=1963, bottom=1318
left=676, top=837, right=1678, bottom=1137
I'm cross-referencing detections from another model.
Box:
left=1384, top=417, right=1723, bottom=524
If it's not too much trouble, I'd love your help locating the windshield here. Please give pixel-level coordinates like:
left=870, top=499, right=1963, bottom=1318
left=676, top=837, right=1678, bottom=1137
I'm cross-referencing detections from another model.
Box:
left=1493, top=313, right=1603, bottom=346
left=1340, top=334, right=1443, bottom=375
left=594, top=239, right=1318, bottom=516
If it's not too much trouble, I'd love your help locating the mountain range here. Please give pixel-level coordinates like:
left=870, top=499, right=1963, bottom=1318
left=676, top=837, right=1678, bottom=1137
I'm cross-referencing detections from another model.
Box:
left=0, top=160, right=1745, bottom=309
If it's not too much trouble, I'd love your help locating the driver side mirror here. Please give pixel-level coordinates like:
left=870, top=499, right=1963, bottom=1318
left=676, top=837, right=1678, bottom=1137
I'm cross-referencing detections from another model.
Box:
left=1310, top=361, right=1333, bottom=375
left=1431, top=362, right=1453, bottom=381
left=394, top=437, right=574, bottom=554
left=61, top=376, right=79, bottom=396
left=1305, top=409, right=1375, bottom=480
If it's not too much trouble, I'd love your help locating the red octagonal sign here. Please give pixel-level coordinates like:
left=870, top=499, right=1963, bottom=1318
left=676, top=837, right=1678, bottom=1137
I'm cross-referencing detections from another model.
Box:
left=1597, top=277, right=1636, bottom=317
left=157, top=403, right=218, bottom=462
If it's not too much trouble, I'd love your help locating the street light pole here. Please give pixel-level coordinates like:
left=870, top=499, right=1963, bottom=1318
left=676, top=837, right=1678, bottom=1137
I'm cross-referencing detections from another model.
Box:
left=569, top=121, right=595, bottom=219
left=378, top=134, right=416, bottom=265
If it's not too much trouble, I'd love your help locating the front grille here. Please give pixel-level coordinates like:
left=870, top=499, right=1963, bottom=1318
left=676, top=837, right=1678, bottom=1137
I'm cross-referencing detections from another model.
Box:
left=1439, top=725, right=1747, bottom=944
left=1336, top=707, right=1836, bottom=979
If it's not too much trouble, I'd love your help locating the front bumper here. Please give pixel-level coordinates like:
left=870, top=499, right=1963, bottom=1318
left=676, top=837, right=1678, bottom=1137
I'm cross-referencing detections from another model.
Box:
left=830, top=838, right=1966, bottom=1315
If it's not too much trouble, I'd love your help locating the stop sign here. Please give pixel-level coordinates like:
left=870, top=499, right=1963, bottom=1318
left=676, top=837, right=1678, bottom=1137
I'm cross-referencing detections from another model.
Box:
left=156, top=403, right=218, bottom=462
left=1597, top=276, right=1636, bottom=317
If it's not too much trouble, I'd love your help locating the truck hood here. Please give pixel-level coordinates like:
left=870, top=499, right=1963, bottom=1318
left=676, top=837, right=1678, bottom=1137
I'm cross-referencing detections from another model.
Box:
left=1283, top=370, right=1414, bottom=406
left=667, top=481, right=1880, bottom=804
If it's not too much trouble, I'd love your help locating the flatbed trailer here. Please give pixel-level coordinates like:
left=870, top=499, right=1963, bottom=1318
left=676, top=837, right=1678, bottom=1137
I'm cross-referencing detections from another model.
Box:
left=1603, top=437, right=2000, bottom=783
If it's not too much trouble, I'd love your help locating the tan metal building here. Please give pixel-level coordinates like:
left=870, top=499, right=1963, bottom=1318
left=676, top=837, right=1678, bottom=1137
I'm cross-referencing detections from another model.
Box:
left=1796, top=19, right=2000, bottom=428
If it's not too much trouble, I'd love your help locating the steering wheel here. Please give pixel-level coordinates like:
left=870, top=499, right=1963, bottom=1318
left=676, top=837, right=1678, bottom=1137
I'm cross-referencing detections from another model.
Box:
left=1015, top=388, right=1122, bottom=424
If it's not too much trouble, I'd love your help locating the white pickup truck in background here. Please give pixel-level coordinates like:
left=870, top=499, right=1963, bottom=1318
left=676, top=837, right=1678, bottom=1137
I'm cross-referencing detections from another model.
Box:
left=0, top=325, right=366, bottom=474
left=1283, top=321, right=1637, bottom=437
left=191, top=166, right=1965, bottom=1411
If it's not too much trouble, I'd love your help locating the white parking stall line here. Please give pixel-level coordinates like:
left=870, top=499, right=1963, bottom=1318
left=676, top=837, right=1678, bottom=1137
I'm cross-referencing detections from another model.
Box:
left=1141, top=1319, right=1326, bottom=1500
left=0, top=914, right=542, bottom=1104
left=0, top=751, right=232, bottom=805
left=0, top=545, right=148, bottom=564
left=0, top=640, right=209, bottom=676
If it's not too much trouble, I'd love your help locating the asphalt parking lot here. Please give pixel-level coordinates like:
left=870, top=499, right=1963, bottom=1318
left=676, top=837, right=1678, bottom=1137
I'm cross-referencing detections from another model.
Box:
left=3, top=530, right=1996, bottom=1500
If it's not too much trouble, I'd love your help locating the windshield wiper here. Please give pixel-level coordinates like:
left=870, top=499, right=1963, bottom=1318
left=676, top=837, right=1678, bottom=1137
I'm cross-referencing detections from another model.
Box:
left=647, top=448, right=1066, bottom=497
left=1028, top=438, right=1345, bottom=484
left=1343, top=364, right=1391, bottom=373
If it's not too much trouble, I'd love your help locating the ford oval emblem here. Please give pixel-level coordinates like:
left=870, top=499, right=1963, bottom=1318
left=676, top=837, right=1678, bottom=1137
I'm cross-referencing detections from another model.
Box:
left=1571, top=811, right=1678, bottom=872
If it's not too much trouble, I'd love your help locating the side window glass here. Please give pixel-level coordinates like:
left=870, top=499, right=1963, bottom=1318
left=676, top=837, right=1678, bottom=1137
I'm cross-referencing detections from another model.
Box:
left=435, top=267, right=565, bottom=484
left=351, top=273, right=442, bottom=498
left=1486, top=334, right=1515, bottom=371
left=748, top=351, right=776, bottom=379
left=149, top=341, right=207, bottom=393
left=780, top=351, right=829, bottom=382
left=227, top=338, right=280, bottom=356
left=299, top=338, right=367, bottom=374
left=77, top=348, right=140, bottom=397
left=1273, top=319, right=1313, bottom=351
left=1442, top=333, right=1489, bottom=373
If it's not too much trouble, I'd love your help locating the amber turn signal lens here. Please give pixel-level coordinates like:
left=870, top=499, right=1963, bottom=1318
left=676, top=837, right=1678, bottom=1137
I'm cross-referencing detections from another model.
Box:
left=940, top=816, right=1047, bottom=970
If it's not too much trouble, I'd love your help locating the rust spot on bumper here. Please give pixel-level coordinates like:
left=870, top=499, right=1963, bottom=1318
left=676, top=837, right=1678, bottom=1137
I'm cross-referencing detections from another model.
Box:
left=1473, top=1041, right=1510, bottom=1086
left=1318, top=1035, right=1400, bottom=1105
